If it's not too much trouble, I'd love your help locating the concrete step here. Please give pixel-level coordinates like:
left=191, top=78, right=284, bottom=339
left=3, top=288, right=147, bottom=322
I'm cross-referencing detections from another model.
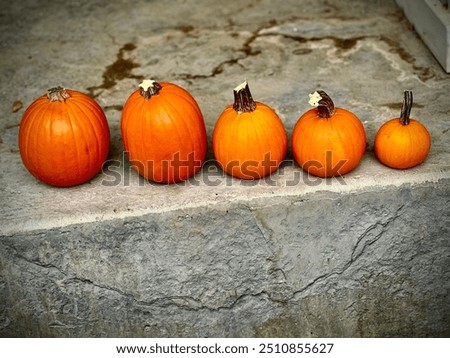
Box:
left=1, top=0, right=449, bottom=337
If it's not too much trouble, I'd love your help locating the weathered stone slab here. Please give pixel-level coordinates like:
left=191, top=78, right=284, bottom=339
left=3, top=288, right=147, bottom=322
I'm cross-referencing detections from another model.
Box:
left=1, top=182, right=449, bottom=337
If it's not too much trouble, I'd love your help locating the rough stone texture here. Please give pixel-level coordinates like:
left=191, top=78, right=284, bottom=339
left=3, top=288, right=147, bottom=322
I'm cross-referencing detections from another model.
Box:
left=1, top=182, right=450, bottom=337
left=1, top=0, right=450, bottom=337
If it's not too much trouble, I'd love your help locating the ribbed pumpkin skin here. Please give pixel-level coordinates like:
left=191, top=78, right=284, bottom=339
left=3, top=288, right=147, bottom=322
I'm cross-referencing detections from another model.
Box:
left=18, top=90, right=110, bottom=187
left=374, top=118, right=431, bottom=169
left=120, top=82, right=207, bottom=183
left=212, top=103, right=287, bottom=179
left=292, top=107, right=366, bottom=178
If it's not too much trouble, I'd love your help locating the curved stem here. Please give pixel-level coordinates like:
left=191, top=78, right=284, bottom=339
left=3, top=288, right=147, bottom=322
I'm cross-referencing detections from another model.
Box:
left=47, top=87, right=70, bottom=102
left=233, top=81, right=256, bottom=113
left=139, top=79, right=162, bottom=100
left=399, top=90, right=413, bottom=125
left=316, top=90, right=335, bottom=118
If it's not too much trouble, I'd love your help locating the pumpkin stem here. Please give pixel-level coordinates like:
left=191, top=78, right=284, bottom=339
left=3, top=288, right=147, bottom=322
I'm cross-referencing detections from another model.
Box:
left=233, top=81, right=256, bottom=113
left=139, top=79, right=162, bottom=100
left=399, top=90, right=413, bottom=125
left=309, top=90, right=335, bottom=118
left=47, top=87, right=70, bottom=102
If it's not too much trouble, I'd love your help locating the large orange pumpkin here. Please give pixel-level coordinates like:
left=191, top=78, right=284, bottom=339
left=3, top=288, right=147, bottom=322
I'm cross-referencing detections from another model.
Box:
left=292, top=90, right=366, bottom=178
left=120, top=79, right=207, bottom=183
left=374, top=90, right=431, bottom=169
left=212, top=81, right=287, bottom=179
left=18, top=87, right=110, bottom=187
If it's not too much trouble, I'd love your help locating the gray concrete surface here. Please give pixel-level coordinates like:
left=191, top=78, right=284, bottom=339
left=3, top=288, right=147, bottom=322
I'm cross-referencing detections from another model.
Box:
left=1, top=0, right=449, bottom=337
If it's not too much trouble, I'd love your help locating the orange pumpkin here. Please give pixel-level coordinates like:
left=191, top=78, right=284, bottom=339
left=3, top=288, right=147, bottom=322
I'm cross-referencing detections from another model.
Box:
left=120, top=79, right=207, bottom=183
left=292, top=90, right=366, bottom=178
left=374, top=91, right=431, bottom=169
left=212, top=81, right=287, bottom=179
left=18, top=87, right=110, bottom=187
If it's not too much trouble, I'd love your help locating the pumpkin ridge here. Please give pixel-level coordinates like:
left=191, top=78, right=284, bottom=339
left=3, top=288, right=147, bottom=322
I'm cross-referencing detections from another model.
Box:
left=253, top=110, right=270, bottom=162
left=70, top=96, right=104, bottom=161
left=229, top=111, right=243, bottom=172
left=255, top=105, right=286, bottom=165
left=166, top=89, right=204, bottom=125
left=332, top=112, right=352, bottom=170
left=41, top=102, right=66, bottom=184
left=49, top=101, right=74, bottom=182
left=179, top=93, right=206, bottom=157
left=244, top=112, right=259, bottom=165
left=138, top=95, right=149, bottom=172
left=70, top=95, right=109, bottom=170
left=228, top=110, right=244, bottom=174
left=66, top=99, right=91, bottom=181
left=318, top=118, right=333, bottom=173
left=212, top=107, right=232, bottom=171
left=158, top=94, right=196, bottom=158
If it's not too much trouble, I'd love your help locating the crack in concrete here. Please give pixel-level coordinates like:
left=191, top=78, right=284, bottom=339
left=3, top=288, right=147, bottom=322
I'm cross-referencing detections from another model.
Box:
left=176, top=26, right=267, bottom=83
left=0, top=204, right=410, bottom=313
left=291, top=204, right=406, bottom=299
left=85, top=13, right=437, bottom=99
left=1, top=240, right=276, bottom=312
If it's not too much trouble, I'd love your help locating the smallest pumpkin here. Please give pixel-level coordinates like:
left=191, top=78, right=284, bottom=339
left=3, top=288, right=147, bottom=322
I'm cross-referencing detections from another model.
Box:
left=374, top=90, right=431, bottom=169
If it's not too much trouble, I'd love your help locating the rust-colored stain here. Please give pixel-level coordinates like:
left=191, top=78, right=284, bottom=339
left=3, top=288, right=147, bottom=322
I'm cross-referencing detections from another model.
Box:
left=380, top=36, right=435, bottom=82
left=332, top=37, right=360, bottom=50
left=88, top=42, right=143, bottom=98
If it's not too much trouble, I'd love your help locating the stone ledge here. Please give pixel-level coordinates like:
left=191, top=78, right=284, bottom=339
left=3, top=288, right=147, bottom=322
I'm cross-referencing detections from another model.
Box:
left=1, top=181, right=449, bottom=337
left=1, top=150, right=449, bottom=236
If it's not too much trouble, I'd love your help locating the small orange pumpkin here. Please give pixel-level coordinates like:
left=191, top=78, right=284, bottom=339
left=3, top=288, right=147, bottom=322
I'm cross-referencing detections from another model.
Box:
left=212, top=81, right=287, bottom=179
left=18, top=87, right=110, bottom=187
left=374, top=90, right=431, bottom=169
left=292, top=90, right=366, bottom=178
left=120, top=79, right=207, bottom=183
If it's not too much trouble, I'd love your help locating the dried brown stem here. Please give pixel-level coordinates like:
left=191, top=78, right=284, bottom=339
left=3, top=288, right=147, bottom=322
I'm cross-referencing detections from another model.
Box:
left=399, top=90, right=413, bottom=125
left=233, top=81, right=256, bottom=113
left=47, top=87, right=70, bottom=102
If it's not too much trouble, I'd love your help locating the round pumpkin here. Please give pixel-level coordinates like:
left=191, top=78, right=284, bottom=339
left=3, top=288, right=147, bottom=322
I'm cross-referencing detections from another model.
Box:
left=18, top=87, right=110, bottom=187
left=212, top=81, right=287, bottom=179
left=374, top=91, right=431, bottom=169
left=292, top=90, right=366, bottom=178
left=120, top=79, right=207, bottom=183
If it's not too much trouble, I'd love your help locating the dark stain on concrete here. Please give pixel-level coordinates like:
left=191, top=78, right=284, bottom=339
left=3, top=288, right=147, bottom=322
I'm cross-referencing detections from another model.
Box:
left=87, top=43, right=143, bottom=98
left=270, top=33, right=365, bottom=49
left=292, top=48, right=313, bottom=55
left=332, top=37, right=360, bottom=50
left=177, top=25, right=194, bottom=34
left=104, top=104, right=124, bottom=112
left=383, top=102, right=424, bottom=110
left=380, top=36, right=436, bottom=82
